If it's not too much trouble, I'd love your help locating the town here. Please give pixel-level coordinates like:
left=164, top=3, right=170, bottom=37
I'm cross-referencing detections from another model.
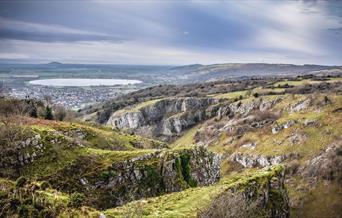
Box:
left=9, top=84, right=139, bottom=110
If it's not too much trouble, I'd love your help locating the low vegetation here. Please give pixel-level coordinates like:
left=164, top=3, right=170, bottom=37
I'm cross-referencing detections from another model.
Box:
left=1, top=75, right=341, bottom=217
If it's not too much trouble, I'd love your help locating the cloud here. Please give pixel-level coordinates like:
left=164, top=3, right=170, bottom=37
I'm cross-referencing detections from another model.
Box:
left=0, top=18, right=108, bottom=35
left=0, top=52, right=30, bottom=59
left=1, top=39, right=340, bottom=65
left=0, top=17, right=118, bottom=42
left=0, top=1, right=341, bottom=64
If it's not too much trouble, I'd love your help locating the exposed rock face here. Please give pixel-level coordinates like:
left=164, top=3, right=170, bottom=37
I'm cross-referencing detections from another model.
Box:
left=108, top=96, right=283, bottom=142
left=301, top=139, right=342, bottom=182
left=230, top=152, right=298, bottom=168
left=107, top=97, right=219, bottom=140
left=229, top=97, right=282, bottom=116
left=48, top=146, right=221, bottom=209
left=199, top=166, right=289, bottom=218
left=290, top=98, right=311, bottom=113
left=0, top=134, right=44, bottom=170
left=272, top=120, right=296, bottom=134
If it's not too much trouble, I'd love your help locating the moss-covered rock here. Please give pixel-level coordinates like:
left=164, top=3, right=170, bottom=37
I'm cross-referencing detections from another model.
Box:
left=46, top=146, right=220, bottom=209
left=105, top=165, right=289, bottom=218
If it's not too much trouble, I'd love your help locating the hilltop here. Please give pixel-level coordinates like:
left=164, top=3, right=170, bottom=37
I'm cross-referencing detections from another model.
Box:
left=47, top=62, right=63, bottom=65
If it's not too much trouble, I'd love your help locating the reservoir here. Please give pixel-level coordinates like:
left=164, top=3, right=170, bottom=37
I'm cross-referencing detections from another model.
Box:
left=28, top=78, right=142, bottom=87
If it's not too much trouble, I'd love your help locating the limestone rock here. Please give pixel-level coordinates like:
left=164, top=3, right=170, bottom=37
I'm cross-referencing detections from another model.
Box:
left=290, top=98, right=311, bottom=113
left=230, top=153, right=292, bottom=168
left=107, top=97, right=219, bottom=140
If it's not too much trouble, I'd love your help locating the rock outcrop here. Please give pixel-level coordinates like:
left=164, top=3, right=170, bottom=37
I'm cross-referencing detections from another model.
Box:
left=272, top=120, right=296, bottom=134
left=107, top=97, right=219, bottom=140
left=106, top=165, right=289, bottom=218
left=290, top=98, right=311, bottom=113
left=48, top=146, right=221, bottom=209
left=201, top=165, right=289, bottom=218
left=229, top=97, right=282, bottom=116
left=0, top=134, right=45, bottom=169
left=230, top=152, right=298, bottom=168
left=301, top=139, right=342, bottom=182
left=231, top=153, right=285, bottom=168
left=107, top=97, right=283, bottom=142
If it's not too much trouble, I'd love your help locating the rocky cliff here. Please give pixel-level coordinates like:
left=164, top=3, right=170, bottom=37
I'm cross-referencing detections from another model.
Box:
left=105, top=165, right=289, bottom=218
left=46, top=146, right=221, bottom=209
left=107, top=97, right=220, bottom=141
left=107, top=96, right=284, bottom=142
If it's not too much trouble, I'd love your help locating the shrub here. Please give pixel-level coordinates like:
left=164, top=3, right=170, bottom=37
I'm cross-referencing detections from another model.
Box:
left=44, top=106, right=54, bottom=120
left=253, top=92, right=259, bottom=98
left=68, top=192, right=86, bottom=208
left=16, top=176, right=27, bottom=188
left=253, top=110, right=279, bottom=121
left=40, top=181, right=51, bottom=190
left=237, top=101, right=242, bottom=108
left=19, top=205, right=30, bottom=217
left=53, top=105, right=66, bottom=121
left=198, top=191, right=267, bottom=218
left=38, top=208, right=54, bottom=218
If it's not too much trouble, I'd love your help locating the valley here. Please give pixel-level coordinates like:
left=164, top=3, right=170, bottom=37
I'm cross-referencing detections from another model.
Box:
left=1, top=73, right=341, bottom=217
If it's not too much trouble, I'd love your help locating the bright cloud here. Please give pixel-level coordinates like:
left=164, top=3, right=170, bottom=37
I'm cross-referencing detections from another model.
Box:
left=0, top=0, right=341, bottom=65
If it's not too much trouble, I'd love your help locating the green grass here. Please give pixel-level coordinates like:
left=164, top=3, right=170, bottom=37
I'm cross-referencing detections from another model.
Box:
left=22, top=117, right=164, bottom=153
left=170, top=125, right=199, bottom=147
left=104, top=165, right=284, bottom=218
left=120, top=98, right=163, bottom=113
left=273, top=79, right=313, bottom=87
left=207, top=93, right=342, bottom=166
left=232, top=94, right=342, bottom=159
left=273, top=77, right=342, bottom=87
left=212, top=90, right=247, bottom=99
left=290, top=180, right=342, bottom=218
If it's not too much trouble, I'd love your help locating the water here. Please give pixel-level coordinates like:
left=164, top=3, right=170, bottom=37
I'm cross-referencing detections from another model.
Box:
left=28, top=78, right=142, bottom=87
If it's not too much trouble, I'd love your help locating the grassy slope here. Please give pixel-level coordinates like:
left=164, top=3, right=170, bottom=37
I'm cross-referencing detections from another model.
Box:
left=170, top=124, right=199, bottom=147
left=1, top=77, right=341, bottom=217
left=1, top=117, right=163, bottom=180
left=173, top=93, right=342, bottom=162
left=169, top=88, right=342, bottom=217
left=231, top=94, right=342, bottom=159
left=104, top=165, right=283, bottom=218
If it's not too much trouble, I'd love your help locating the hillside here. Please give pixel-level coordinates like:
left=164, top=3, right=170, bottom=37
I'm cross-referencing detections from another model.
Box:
left=100, top=75, right=342, bottom=217
left=167, top=63, right=342, bottom=83
left=1, top=74, right=342, bottom=217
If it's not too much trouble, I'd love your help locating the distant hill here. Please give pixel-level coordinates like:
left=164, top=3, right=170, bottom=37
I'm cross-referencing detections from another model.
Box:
left=167, top=63, right=342, bottom=82
left=47, top=61, right=63, bottom=65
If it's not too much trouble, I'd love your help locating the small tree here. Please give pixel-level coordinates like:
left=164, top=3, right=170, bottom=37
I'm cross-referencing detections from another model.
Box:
left=44, top=106, right=54, bottom=120
left=253, top=92, right=259, bottom=98
left=53, top=105, right=66, bottom=121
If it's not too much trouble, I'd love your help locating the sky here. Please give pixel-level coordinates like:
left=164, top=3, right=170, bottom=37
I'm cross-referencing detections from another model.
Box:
left=0, top=0, right=341, bottom=65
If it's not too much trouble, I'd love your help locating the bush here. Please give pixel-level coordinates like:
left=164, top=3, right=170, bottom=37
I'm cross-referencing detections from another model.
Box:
left=40, top=181, right=51, bottom=190
left=19, top=205, right=30, bottom=217
left=44, top=106, right=54, bottom=120
left=253, top=92, right=259, bottom=98
left=253, top=110, right=279, bottom=121
left=68, top=192, right=86, bottom=208
left=16, top=177, right=27, bottom=188
left=198, top=191, right=267, bottom=218
left=53, top=105, right=66, bottom=121
left=38, top=208, right=54, bottom=218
